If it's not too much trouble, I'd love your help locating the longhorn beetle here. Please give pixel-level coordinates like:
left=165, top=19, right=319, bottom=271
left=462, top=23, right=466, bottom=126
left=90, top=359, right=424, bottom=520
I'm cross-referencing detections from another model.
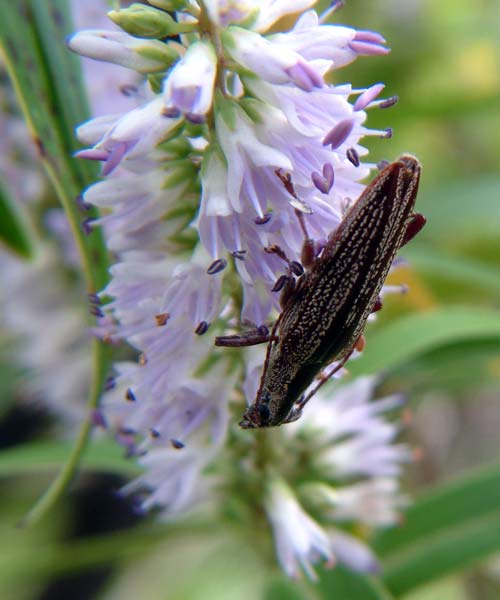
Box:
left=216, top=155, right=425, bottom=428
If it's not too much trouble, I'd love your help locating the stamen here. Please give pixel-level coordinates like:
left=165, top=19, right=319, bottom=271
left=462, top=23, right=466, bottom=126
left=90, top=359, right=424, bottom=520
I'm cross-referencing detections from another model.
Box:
left=353, top=83, right=385, bottom=111
left=155, top=312, right=170, bottom=326
left=170, top=439, right=185, bottom=449
left=82, top=218, right=94, bottom=235
left=255, top=212, right=272, bottom=225
left=194, top=321, right=209, bottom=335
left=323, top=119, right=355, bottom=149
left=379, top=95, right=398, bottom=109
left=207, top=258, right=227, bottom=274
left=346, top=147, right=360, bottom=167
left=232, top=249, right=247, bottom=261
left=272, top=274, right=290, bottom=293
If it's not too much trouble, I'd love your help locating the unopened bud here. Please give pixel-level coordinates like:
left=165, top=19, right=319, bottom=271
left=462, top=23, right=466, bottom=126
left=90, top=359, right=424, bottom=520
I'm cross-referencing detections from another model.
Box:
left=108, top=4, right=196, bottom=39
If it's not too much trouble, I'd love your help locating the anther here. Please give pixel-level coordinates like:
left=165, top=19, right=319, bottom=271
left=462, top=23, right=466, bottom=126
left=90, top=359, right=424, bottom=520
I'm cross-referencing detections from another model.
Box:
left=377, top=159, right=390, bottom=171
left=125, top=388, right=136, bottom=402
left=272, top=274, right=290, bottom=293
left=346, top=147, right=360, bottom=167
left=88, top=293, right=100, bottom=305
left=290, top=261, right=305, bottom=277
left=90, top=305, right=104, bottom=318
left=232, top=250, right=247, bottom=261
left=120, top=84, right=139, bottom=97
left=77, top=194, right=92, bottom=211
left=104, top=376, right=116, bottom=391
left=150, top=428, right=160, bottom=438
left=170, top=438, right=185, bottom=449
left=379, top=95, right=398, bottom=109
left=82, top=218, right=94, bottom=235
left=155, top=312, right=170, bottom=326
left=255, top=212, right=272, bottom=225
left=383, top=127, right=393, bottom=139
left=257, top=324, right=270, bottom=337
left=195, top=321, right=209, bottom=335
left=323, top=119, right=355, bottom=149
left=207, top=258, right=227, bottom=275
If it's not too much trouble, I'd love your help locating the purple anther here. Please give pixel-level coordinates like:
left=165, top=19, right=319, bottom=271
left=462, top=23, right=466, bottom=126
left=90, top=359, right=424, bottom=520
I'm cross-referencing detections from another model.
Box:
left=162, top=106, right=181, bottom=118
left=74, top=148, right=109, bottom=162
left=312, top=162, right=334, bottom=194
left=323, top=119, right=355, bottom=149
left=76, top=194, right=92, bottom=211
left=104, top=375, right=116, bottom=391
left=353, top=30, right=387, bottom=45
left=232, top=250, right=247, bottom=261
left=383, top=128, right=393, bottom=139
left=346, top=147, right=360, bottom=167
left=348, top=40, right=390, bottom=56
left=353, top=83, right=385, bottom=111
left=255, top=212, right=272, bottom=225
left=82, top=218, right=94, bottom=235
left=150, top=428, right=160, bottom=438
left=120, top=84, right=139, bottom=97
left=285, top=61, right=323, bottom=92
left=290, top=261, right=305, bottom=277
left=272, top=274, right=289, bottom=293
left=89, top=305, right=104, bottom=318
left=257, top=324, right=269, bottom=337
left=379, top=95, right=398, bottom=109
left=125, top=387, right=136, bottom=402
left=207, top=258, right=227, bottom=274
left=377, top=159, right=390, bottom=170
left=195, top=321, right=209, bottom=335
left=91, top=409, right=107, bottom=429
left=88, top=293, right=100, bottom=304
left=186, top=112, right=206, bottom=124
left=170, top=438, right=185, bottom=449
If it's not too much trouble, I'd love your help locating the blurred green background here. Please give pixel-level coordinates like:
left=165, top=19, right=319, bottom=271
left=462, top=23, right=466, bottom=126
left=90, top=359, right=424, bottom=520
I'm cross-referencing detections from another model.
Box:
left=1, top=1, right=500, bottom=599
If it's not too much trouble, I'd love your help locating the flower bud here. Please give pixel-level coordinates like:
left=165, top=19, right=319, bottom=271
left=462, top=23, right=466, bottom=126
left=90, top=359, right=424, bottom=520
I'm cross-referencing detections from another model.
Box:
left=108, top=4, right=196, bottom=39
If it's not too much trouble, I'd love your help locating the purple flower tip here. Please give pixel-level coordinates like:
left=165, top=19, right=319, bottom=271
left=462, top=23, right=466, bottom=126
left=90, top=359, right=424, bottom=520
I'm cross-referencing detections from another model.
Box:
left=323, top=119, right=355, bottom=149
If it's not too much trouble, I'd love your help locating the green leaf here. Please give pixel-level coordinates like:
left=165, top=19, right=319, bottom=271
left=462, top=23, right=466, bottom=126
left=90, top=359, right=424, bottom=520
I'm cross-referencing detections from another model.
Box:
left=374, top=463, right=500, bottom=595
left=412, top=176, right=500, bottom=244
left=317, top=565, right=395, bottom=600
left=403, top=247, right=500, bottom=297
left=0, top=178, right=35, bottom=258
left=349, top=307, right=500, bottom=376
left=0, top=440, right=141, bottom=478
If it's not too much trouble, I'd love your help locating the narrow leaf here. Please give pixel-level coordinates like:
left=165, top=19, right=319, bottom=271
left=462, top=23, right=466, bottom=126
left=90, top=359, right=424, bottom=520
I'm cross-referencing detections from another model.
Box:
left=317, top=565, right=395, bottom=600
left=0, top=179, right=35, bottom=258
left=349, top=307, right=500, bottom=376
left=374, top=464, right=500, bottom=595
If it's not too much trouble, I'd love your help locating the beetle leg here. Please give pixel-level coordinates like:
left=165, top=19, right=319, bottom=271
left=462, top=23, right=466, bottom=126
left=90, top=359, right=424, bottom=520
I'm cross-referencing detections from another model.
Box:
left=400, top=212, right=426, bottom=247
left=295, top=344, right=357, bottom=410
left=215, top=324, right=277, bottom=347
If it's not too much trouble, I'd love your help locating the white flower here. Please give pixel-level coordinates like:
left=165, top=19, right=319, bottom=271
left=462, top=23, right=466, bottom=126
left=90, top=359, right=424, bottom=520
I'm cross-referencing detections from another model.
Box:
left=265, top=477, right=335, bottom=580
left=163, top=41, right=217, bottom=120
left=67, top=29, right=170, bottom=72
left=204, top=0, right=316, bottom=32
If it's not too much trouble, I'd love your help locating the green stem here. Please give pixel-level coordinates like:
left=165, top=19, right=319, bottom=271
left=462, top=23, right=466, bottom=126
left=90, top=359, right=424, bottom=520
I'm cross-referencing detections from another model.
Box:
left=19, top=339, right=106, bottom=527
left=0, top=2, right=111, bottom=526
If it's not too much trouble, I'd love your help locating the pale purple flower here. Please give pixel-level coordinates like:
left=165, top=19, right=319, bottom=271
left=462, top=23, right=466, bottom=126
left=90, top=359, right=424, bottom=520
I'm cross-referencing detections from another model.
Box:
left=0, top=244, right=91, bottom=426
left=258, top=376, right=411, bottom=579
left=70, top=0, right=409, bottom=569
left=67, top=29, right=171, bottom=73
left=265, top=477, right=335, bottom=580
left=163, top=41, right=217, bottom=120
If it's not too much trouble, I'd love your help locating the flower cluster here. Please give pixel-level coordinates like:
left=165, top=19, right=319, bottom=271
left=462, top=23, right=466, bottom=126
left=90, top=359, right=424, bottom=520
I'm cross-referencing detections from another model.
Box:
left=69, top=0, right=409, bottom=579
